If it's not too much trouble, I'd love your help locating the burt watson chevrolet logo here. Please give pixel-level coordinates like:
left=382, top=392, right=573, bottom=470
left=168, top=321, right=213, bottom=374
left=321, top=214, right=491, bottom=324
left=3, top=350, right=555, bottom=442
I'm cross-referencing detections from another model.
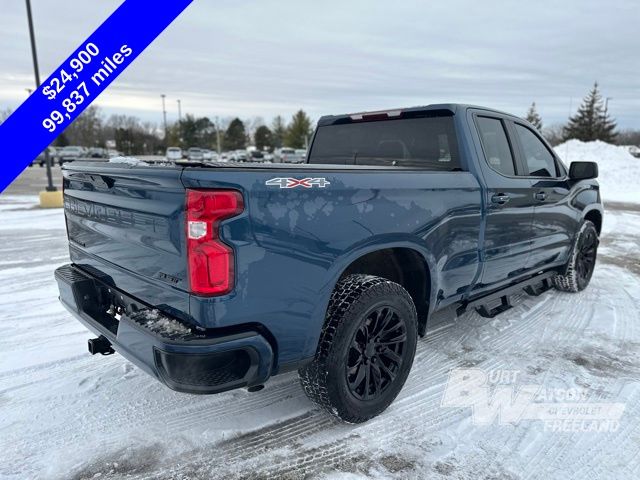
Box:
left=441, top=368, right=625, bottom=432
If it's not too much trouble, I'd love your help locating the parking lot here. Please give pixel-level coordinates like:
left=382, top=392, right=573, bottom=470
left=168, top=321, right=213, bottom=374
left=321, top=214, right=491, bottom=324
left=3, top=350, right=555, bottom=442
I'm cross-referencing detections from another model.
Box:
left=3, top=165, right=64, bottom=195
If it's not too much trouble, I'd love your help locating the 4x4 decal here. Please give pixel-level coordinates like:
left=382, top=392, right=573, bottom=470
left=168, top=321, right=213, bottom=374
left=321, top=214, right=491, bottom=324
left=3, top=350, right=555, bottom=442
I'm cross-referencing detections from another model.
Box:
left=265, top=177, right=331, bottom=189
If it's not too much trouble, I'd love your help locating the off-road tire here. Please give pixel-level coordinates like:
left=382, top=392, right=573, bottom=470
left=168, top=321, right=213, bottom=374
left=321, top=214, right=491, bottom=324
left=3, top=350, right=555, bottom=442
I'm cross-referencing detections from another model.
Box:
left=553, top=220, right=599, bottom=292
left=299, top=274, right=418, bottom=423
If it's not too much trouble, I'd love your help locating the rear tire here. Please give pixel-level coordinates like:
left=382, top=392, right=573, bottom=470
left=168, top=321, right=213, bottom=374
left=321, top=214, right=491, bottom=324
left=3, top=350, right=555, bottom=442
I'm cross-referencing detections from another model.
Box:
left=553, top=220, right=599, bottom=292
left=299, top=274, right=418, bottom=423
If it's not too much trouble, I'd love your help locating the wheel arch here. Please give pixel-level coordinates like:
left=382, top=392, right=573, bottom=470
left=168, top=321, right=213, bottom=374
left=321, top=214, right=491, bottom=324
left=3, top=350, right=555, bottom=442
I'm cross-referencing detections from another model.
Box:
left=583, top=208, right=603, bottom=235
left=326, top=241, right=437, bottom=337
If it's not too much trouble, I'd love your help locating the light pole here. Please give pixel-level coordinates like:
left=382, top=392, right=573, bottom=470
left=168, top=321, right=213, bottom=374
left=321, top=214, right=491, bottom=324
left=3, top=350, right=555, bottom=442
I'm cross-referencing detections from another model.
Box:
left=605, top=97, right=612, bottom=116
left=26, top=0, right=55, bottom=192
left=176, top=99, right=182, bottom=147
left=160, top=94, right=167, bottom=140
left=215, top=116, right=222, bottom=154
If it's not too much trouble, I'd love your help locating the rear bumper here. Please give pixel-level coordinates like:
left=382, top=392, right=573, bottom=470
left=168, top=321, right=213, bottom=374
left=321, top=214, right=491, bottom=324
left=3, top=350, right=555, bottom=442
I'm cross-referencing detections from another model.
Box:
left=55, top=264, right=273, bottom=394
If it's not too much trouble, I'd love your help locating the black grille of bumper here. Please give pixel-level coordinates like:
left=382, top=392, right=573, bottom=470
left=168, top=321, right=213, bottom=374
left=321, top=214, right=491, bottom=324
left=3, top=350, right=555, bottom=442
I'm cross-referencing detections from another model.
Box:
left=154, top=349, right=252, bottom=388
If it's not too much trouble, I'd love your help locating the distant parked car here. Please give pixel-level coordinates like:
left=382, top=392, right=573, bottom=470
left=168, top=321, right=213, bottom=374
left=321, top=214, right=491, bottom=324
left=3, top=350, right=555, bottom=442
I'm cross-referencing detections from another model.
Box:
left=166, top=147, right=183, bottom=161
left=248, top=150, right=264, bottom=162
left=89, top=147, right=108, bottom=159
left=58, top=146, right=84, bottom=165
left=187, top=147, right=204, bottom=161
left=274, top=147, right=296, bottom=163
left=627, top=145, right=640, bottom=158
left=234, top=150, right=248, bottom=162
left=202, top=149, right=213, bottom=161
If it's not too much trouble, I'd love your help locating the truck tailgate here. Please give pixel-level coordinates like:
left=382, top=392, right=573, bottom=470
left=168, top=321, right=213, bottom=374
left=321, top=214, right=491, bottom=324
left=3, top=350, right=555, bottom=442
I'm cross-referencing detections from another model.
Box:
left=62, top=163, right=191, bottom=318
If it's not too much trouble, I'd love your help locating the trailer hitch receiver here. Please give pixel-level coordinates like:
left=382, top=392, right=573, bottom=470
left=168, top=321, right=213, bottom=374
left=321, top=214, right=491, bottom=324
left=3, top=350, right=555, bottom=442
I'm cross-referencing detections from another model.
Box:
left=88, top=336, right=115, bottom=355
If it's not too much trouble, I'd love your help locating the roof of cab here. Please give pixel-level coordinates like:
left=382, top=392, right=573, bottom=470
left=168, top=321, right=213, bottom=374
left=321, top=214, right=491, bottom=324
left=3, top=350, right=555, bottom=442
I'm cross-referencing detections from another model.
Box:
left=317, top=103, right=517, bottom=126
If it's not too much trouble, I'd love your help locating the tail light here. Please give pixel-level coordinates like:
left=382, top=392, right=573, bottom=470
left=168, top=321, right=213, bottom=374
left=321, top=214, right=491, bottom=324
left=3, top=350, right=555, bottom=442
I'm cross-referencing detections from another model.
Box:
left=186, top=189, right=244, bottom=296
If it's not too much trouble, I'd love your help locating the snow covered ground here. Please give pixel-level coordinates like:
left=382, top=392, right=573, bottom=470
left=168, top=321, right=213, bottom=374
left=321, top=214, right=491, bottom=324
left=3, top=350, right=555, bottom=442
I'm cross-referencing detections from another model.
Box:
left=1, top=158, right=640, bottom=479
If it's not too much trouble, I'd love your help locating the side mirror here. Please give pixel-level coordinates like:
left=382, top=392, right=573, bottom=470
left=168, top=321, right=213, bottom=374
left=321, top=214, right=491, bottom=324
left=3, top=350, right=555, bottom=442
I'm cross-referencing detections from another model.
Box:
left=569, top=161, right=598, bottom=180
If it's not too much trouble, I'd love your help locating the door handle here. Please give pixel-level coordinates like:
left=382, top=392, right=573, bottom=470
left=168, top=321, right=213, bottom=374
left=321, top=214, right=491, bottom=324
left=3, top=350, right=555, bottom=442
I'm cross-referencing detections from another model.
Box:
left=491, top=194, right=510, bottom=204
left=535, top=191, right=547, bottom=201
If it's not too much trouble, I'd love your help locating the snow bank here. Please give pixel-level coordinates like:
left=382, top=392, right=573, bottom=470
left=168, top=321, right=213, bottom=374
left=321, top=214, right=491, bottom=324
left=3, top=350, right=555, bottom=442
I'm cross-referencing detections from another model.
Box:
left=108, top=156, right=149, bottom=166
left=554, top=140, right=640, bottom=204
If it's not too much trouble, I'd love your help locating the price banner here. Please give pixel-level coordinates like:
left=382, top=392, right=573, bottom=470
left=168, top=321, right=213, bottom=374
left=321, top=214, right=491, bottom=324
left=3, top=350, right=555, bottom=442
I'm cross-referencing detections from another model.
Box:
left=0, top=0, right=193, bottom=193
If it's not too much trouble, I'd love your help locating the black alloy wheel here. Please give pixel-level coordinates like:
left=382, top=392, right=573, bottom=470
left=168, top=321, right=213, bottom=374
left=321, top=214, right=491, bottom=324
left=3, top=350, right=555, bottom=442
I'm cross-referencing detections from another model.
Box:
left=575, top=226, right=598, bottom=288
left=553, top=220, right=599, bottom=293
left=346, top=305, right=407, bottom=401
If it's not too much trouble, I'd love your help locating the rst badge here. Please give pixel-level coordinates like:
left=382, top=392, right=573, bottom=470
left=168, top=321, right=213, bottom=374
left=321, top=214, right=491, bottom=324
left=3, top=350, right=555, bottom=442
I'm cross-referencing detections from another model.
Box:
left=265, top=177, right=331, bottom=189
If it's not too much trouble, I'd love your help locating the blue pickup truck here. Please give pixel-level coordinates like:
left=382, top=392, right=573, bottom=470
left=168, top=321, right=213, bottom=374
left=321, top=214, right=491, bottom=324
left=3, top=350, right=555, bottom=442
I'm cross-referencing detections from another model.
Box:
left=55, top=104, right=602, bottom=422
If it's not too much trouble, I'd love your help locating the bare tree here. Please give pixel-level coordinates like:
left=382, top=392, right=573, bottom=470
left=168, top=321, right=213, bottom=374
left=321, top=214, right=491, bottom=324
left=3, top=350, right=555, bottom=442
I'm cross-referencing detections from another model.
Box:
left=542, top=123, right=565, bottom=146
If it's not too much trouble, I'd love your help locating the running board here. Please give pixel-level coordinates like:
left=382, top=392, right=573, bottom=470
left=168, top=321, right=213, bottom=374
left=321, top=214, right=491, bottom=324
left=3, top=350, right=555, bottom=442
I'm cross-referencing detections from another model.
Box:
left=457, top=271, right=556, bottom=318
left=524, top=277, right=553, bottom=296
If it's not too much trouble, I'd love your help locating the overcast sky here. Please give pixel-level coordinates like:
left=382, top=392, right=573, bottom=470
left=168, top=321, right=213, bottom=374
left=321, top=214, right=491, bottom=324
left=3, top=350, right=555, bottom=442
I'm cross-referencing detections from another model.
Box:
left=1, top=0, right=638, bottom=128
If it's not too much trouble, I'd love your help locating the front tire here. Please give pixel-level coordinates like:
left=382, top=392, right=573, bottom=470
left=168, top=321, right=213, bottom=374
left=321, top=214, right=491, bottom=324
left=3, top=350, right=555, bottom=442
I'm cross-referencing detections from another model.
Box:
left=553, top=220, right=599, bottom=292
left=299, top=275, right=418, bottom=423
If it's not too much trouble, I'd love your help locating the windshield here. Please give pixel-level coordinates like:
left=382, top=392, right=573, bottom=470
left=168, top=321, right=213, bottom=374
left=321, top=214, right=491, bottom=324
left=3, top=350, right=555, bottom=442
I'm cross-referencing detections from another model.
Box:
left=308, top=116, right=461, bottom=170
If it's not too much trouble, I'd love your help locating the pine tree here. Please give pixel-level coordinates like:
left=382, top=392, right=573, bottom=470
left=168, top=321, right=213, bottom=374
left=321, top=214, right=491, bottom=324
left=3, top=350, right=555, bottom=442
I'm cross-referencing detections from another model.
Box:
left=254, top=125, right=273, bottom=151
left=223, top=118, right=247, bottom=150
left=563, top=82, right=617, bottom=142
left=176, top=115, right=215, bottom=148
left=285, top=110, right=312, bottom=149
left=525, top=102, right=543, bottom=131
left=271, top=115, right=287, bottom=148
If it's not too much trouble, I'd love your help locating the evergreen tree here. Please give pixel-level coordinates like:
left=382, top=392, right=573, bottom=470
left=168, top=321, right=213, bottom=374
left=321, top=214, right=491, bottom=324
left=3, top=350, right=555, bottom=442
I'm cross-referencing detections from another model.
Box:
left=525, top=102, right=543, bottom=130
left=285, top=110, right=312, bottom=149
left=223, top=118, right=247, bottom=150
left=171, top=115, right=216, bottom=148
left=563, top=82, right=617, bottom=142
left=254, top=125, right=273, bottom=151
left=271, top=115, right=287, bottom=148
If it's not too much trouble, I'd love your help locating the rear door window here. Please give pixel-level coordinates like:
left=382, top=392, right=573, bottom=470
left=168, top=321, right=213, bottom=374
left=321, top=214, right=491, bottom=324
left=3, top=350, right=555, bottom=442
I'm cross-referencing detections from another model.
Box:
left=308, top=116, right=461, bottom=170
left=475, top=116, right=517, bottom=176
left=513, top=124, right=559, bottom=177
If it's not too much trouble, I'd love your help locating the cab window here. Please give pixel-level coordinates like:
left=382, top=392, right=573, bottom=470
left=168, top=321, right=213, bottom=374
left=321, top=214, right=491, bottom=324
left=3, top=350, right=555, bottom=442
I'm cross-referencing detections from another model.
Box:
left=475, top=116, right=516, bottom=176
left=514, top=124, right=558, bottom=177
